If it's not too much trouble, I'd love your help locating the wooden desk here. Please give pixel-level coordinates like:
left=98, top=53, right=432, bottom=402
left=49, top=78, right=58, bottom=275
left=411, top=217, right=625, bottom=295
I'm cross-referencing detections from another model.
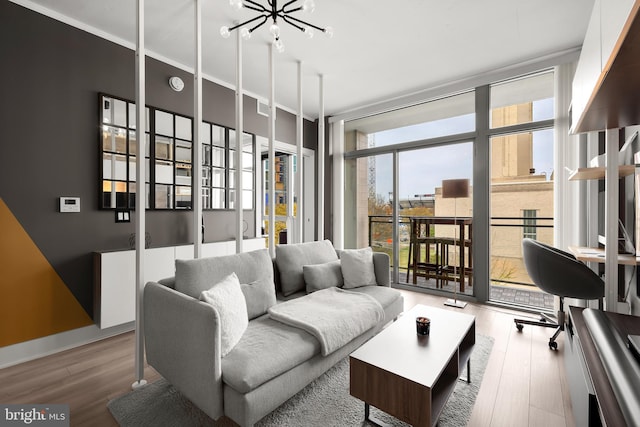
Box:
left=408, top=217, right=472, bottom=291
left=568, top=245, right=640, bottom=266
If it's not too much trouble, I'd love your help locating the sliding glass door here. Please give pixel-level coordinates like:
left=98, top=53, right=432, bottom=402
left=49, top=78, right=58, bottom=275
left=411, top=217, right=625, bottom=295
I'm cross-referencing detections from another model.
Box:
left=398, top=143, right=473, bottom=298
left=344, top=142, right=474, bottom=298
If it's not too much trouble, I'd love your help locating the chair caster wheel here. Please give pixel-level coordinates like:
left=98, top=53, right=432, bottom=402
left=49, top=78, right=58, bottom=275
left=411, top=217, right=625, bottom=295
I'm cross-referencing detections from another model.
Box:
left=516, top=323, right=524, bottom=332
left=549, top=340, right=558, bottom=350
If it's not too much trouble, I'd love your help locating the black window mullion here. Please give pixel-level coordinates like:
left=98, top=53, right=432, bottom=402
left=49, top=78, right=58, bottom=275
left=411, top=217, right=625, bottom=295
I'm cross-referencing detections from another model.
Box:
left=172, top=115, right=176, bottom=209
left=149, top=108, right=156, bottom=210
left=226, top=128, right=230, bottom=209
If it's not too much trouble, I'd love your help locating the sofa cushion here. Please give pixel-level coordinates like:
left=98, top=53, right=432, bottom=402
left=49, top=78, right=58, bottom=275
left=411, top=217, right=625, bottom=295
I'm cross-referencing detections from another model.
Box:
left=240, top=280, right=278, bottom=320
left=303, top=260, right=343, bottom=293
left=221, top=316, right=320, bottom=393
left=346, top=285, right=401, bottom=309
left=199, top=272, right=248, bottom=358
left=275, top=240, right=338, bottom=296
left=175, top=249, right=276, bottom=318
left=340, top=247, right=378, bottom=289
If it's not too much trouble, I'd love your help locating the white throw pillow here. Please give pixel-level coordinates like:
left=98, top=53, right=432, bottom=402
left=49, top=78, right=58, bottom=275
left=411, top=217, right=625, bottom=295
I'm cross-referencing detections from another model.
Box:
left=199, top=272, right=248, bottom=357
left=340, top=247, right=378, bottom=289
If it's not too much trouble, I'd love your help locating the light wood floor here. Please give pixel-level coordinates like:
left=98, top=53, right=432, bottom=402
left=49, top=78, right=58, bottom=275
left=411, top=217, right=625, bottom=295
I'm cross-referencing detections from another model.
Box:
left=0, top=289, right=575, bottom=427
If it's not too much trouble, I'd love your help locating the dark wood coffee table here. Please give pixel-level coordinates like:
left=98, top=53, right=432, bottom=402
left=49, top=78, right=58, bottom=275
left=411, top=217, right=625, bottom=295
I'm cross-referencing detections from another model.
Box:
left=350, top=304, right=476, bottom=427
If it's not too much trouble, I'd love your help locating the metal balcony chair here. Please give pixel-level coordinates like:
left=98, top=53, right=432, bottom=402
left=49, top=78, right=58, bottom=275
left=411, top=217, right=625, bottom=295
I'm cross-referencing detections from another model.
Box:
left=514, top=238, right=605, bottom=350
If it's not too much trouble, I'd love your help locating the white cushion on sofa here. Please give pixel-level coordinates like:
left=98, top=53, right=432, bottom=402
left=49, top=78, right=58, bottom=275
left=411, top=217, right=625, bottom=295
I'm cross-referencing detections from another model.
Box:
left=340, top=247, right=378, bottom=289
left=303, top=259, right=343, bottom=293
left=200, top=272, right=248, bottom=357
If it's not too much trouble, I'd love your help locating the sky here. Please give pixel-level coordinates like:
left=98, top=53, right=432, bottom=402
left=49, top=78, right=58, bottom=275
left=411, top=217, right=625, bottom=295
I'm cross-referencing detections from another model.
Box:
left=371, top=98, right=555, bottom=201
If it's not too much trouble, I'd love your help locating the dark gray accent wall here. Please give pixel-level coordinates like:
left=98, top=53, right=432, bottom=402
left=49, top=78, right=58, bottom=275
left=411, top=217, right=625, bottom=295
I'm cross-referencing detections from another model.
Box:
left=0, top=1, right=317, bottom=317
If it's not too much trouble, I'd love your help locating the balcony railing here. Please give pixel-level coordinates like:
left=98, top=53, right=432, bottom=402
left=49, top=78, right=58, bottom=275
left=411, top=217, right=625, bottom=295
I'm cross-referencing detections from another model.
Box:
left=368, top=215, right=553, bottom=306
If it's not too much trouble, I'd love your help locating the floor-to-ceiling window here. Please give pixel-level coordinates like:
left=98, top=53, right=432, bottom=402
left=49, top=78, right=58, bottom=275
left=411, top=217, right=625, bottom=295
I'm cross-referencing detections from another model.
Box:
left=343, top=69, right=556, bottom=310
left=344, top=92, right=476, bottom=299
left=488, top=71, right=555, bottom=310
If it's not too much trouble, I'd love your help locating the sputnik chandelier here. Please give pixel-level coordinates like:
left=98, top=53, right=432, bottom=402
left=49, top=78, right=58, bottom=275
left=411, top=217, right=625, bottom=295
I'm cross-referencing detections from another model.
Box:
left=220, top=0, right=333, bottom=53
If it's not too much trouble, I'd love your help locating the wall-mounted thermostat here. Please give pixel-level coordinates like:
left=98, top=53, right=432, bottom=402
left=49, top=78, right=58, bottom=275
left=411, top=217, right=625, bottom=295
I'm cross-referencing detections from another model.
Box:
left=59, top=197, right=80, bottom=213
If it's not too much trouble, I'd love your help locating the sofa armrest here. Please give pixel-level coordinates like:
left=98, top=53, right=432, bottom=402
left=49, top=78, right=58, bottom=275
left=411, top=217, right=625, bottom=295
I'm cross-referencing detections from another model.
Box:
left=372, top=252, right=390, bottom=287
left=144, top=282, right=224, bottom=420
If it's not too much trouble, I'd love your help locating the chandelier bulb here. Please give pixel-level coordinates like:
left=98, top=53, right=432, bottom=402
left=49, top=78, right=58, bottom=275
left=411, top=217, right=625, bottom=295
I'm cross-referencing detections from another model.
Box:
left=274, top=38, right=285, bottom=53
left=240, top=27, right=251, bottom=40
left=324, top=26, right=334, bottom=38
left=304, top=27, right=314, bottom=38
left=269, top=24, right=281, bottom=38
left=230, top=0, right=243, bottom=10
left=220, top=26, right=231, bottom=38
left=302, top=0, right=315, bottom=13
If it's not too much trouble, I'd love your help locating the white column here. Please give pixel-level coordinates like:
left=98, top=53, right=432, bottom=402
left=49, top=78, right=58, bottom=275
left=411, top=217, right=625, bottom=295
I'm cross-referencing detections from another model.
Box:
left=554, top=62, right=582, bottom=313
left=332, top=120, right=344, bottom=249
left=553, top=62, right=577, bottom=251
left=193, top=0, right=203, bottom=258
left=604, top=128, right=619, bottom=312
left=317, top=74, right=325, bottom=240
left=235, top=25, right=244, bottom=253
left=133, top=0, right=147, bottom=390
left=392, top=151, right=400, bottom=284
left=296, top=61, right=304, bottom=243
left=268, top=44, right=276, bottom=257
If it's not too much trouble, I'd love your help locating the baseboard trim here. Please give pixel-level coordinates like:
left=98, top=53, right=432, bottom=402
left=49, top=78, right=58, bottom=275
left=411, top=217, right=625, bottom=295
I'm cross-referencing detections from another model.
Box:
left=0, top=322, right=134, bottom=369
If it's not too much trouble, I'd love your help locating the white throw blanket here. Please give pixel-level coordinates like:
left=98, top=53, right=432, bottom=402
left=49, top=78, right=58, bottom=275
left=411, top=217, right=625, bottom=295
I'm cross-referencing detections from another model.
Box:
left=268, top=287, right=384, bottom=356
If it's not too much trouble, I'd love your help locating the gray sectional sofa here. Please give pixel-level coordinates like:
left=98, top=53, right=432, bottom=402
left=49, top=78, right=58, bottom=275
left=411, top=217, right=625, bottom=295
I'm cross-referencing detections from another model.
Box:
left=143, top=240, right=404, bottom=427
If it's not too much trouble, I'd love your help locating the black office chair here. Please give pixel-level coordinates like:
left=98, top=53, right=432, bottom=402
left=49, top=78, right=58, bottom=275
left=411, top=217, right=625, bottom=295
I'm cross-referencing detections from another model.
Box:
left=514, top=238, right=604, bottom=350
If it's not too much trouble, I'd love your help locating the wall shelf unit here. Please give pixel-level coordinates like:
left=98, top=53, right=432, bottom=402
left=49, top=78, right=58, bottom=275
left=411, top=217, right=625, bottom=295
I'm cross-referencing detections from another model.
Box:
left=568, top=164, right=635, bottom=180
left=569, top=0, right=640, bottom=315
left=571, top=0, right=640, bottom=133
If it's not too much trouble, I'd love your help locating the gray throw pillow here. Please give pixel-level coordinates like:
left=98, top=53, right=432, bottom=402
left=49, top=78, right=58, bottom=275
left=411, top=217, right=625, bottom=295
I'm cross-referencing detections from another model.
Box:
left=275, top=240, right=338, bottom=296
left=340, top=247, right=378, bottom=289
left=240, top=279, right=277, bottom=320
left=199, top=272, right=248, bottom=357
left=303, top=259, right=343, bottom=293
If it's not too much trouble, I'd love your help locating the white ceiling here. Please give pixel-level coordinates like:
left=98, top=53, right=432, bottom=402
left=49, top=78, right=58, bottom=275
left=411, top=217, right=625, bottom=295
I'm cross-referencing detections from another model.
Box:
left=15, top=0, right=594, bottom=119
